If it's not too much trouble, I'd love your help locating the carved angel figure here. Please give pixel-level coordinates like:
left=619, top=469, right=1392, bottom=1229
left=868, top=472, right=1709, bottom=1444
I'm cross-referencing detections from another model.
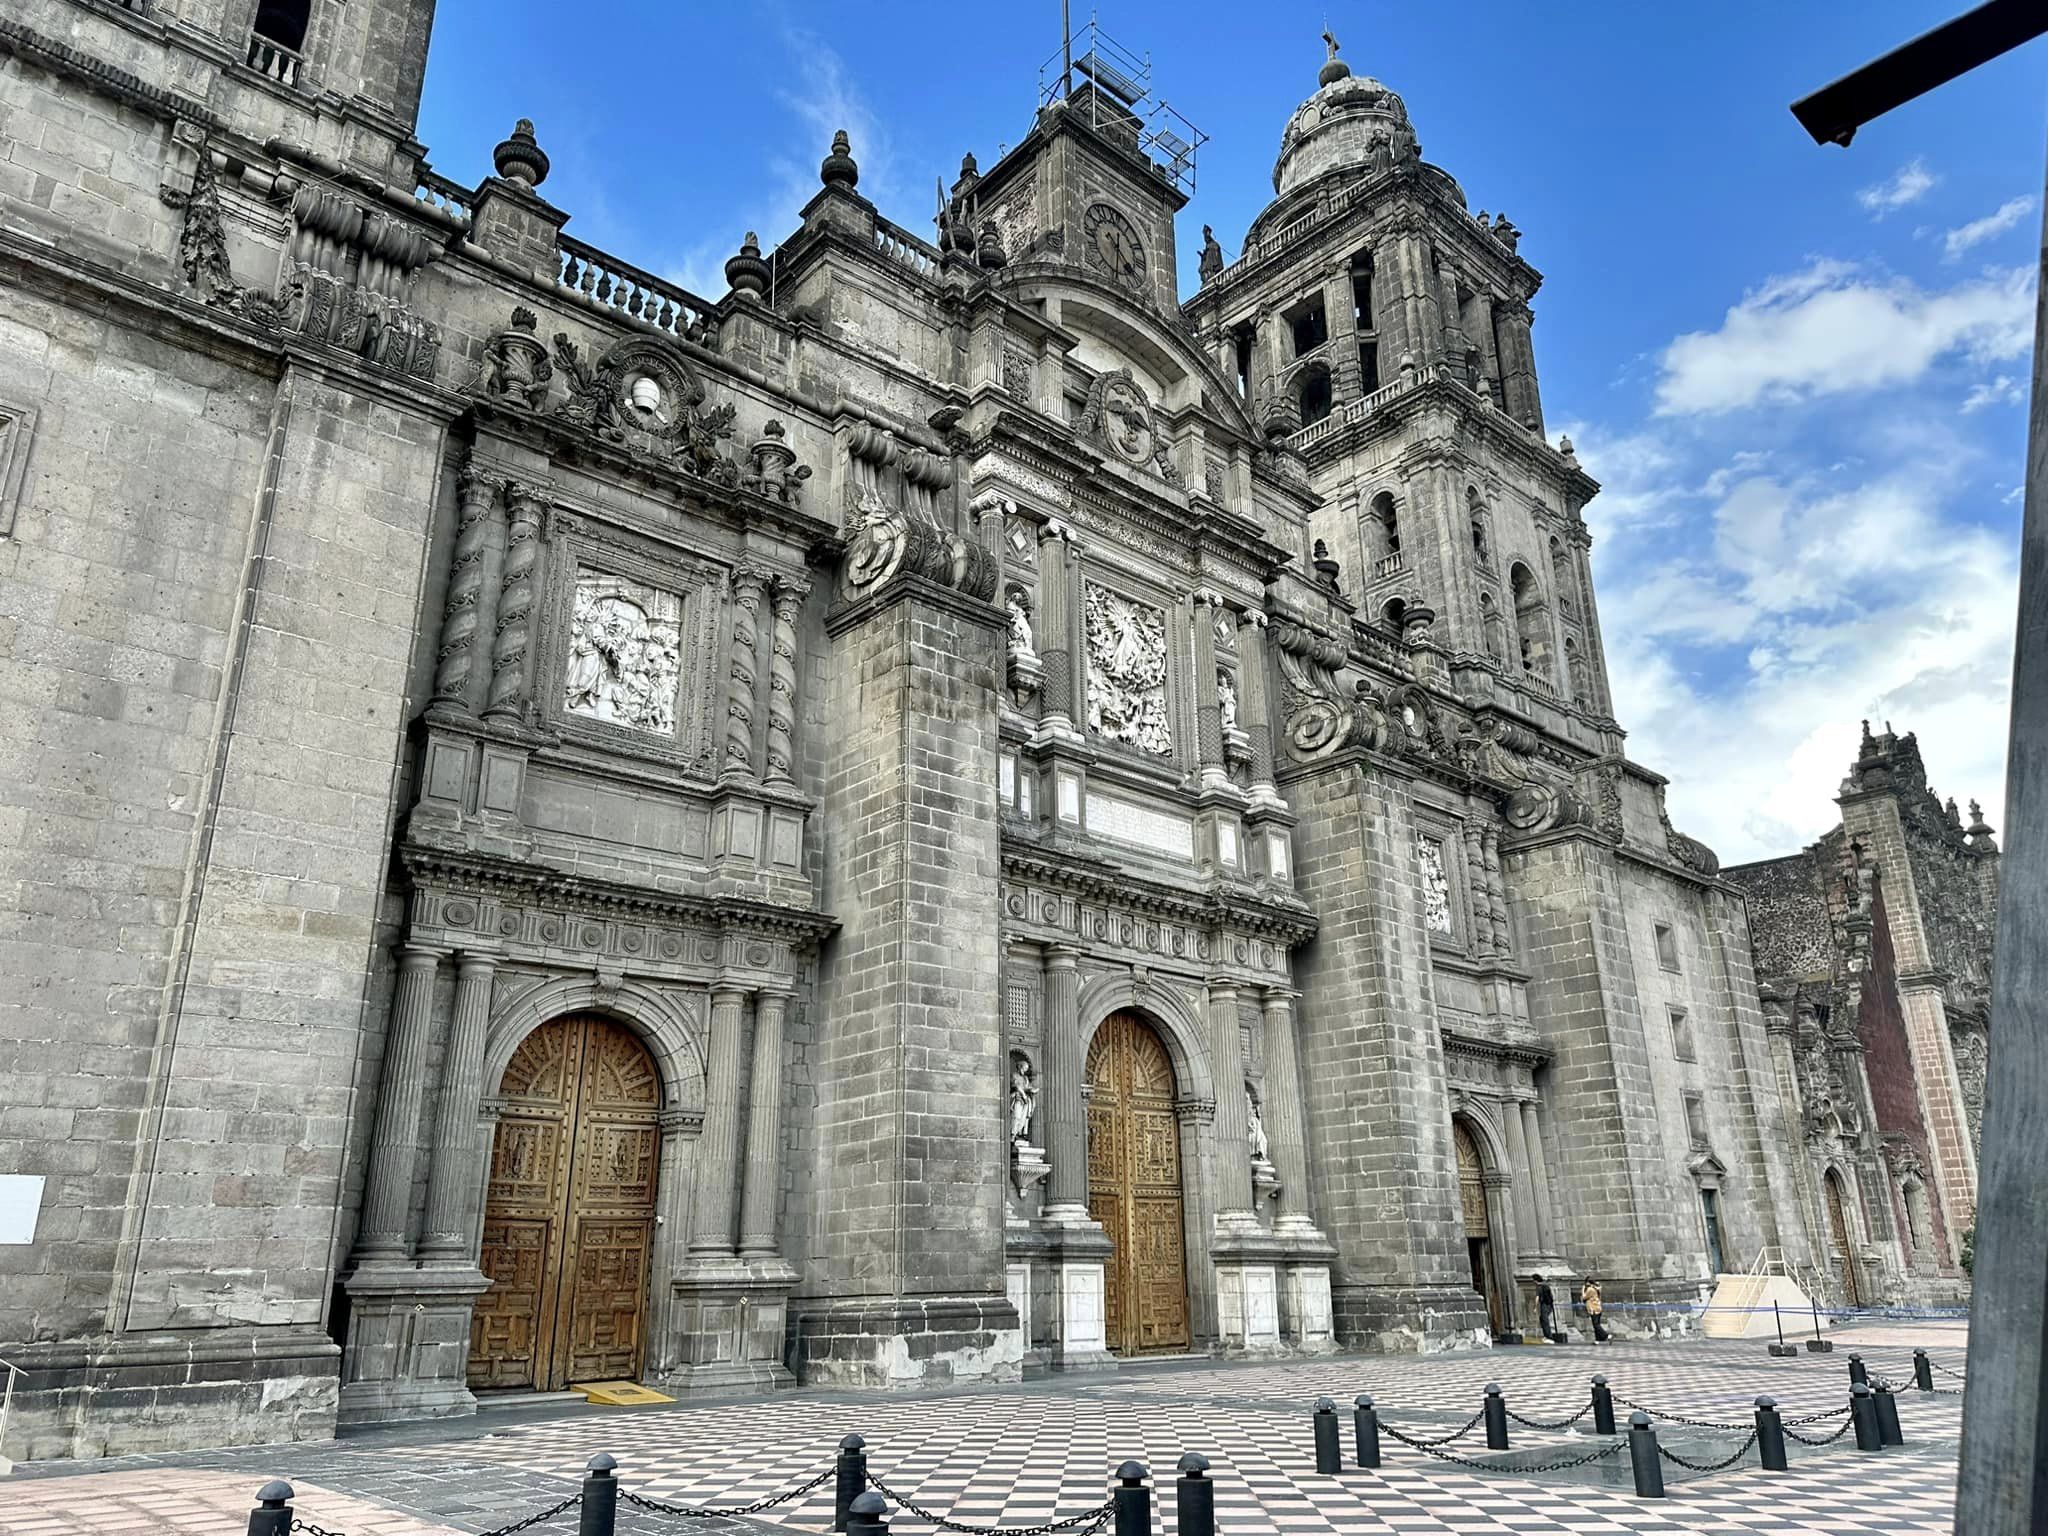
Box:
left=1007, top=590, right=1035, bottom=655
left=1246, top=1082, right=1270, bottom=1161
left=1217, top=668, right=1240, bottom=734
left=1009, top=1055, right=1037, bottom=1145
left=564, top=580, right=682, bottom=735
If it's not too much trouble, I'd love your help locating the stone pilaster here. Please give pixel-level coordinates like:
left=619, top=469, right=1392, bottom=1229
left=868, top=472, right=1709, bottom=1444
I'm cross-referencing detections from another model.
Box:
left=1523, top=1100, right=1560, bottom=1255
left=1238, top=611, right=1277, bottom=801
left=738, top=987, right=791, bottom=1257
left=763, top=578, right=807, bottom=786
left=483, top=481, right=543, bottom=722
left=690, top=986, right=748, bottom=1257
left=1193, top=592, right=1225, bottom=783
left=432, top=465, right=497, bottom=711
left=1496, top=301, right=1543, bottom=430
left=353, top=944, right=443, bottom=1260
left=1208, top=982, right=1254, bottom=1219
left=1042, top=946, right=1088, bottom=1216
left=418, top=951, right=497, bottom=1261
left=1502, top=1096, right=1541, bottom=1263
left=1035, top=523, right=1076, bottom=735
left=1261, top=990, right=1312, bottom=1231
left=724, top=567, right=767, bottom=780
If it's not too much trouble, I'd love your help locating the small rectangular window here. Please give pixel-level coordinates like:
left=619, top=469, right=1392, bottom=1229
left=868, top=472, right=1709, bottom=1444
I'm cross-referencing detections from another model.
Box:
left=1684, top=1092, right=1709, bottom=1148
left=1669, top=1006, right=1695, bottom=1062
left=1289, top=295, right=1328, bottom=357
left=1654, top=922, right=1680, bottom=971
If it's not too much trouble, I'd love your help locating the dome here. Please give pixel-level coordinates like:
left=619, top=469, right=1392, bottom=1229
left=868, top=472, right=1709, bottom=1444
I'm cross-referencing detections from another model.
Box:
left=1272, top=52, right=1418, bottom=196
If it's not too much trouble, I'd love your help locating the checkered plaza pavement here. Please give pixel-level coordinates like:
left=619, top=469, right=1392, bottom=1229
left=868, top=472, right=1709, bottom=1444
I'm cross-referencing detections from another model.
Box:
left=3, top=1322, right=1969, bottom=1536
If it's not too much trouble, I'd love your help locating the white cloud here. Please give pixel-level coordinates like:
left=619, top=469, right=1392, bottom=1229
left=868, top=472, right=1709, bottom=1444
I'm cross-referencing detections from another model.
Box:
left=1858, top=158, right=1937, bottom=216
left=1943, top=195, right=2038, bottom=259
left=1654, top=260, right=2035, bottom=415
left=1962, top=375, right=2024, bottom=412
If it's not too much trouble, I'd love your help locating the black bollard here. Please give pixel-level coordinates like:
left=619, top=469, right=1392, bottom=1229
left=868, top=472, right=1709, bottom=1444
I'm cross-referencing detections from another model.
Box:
left=1914, top=1349, right=1935, bottom=1392
left=1806, top=1300, right=1833, bottom=1352
left=835, top=1433, right=868, bottom=1532
left=1114, top=1461, right=1151, bottom=1536
left=247, top=1480, right=295, bottom=1536
left=1591, top=1374, right=1617, bottom=1436
left=1483, top=1382, right=1510, bottom=1450
left=1313, top=1398, right=1342, bottom=1475
left=1353, top=1394, right=1381, bottom=1469
left=1874, top=1380, right=1904, bottom=1446
left=580, top=1453, right=619, bottom=1536
left=1175, top=1453, right=1214, bottom=1536
left=1847, top=1353, right=1868, bottom=1386
left=847, top=1489, right=890, bottom=1536
left=1850, top=1382, right=1883, bottom=1452
left=1754, top=1396, right=1788, bottom=1473
left=1627, top=1412, right=1666, bottom=1499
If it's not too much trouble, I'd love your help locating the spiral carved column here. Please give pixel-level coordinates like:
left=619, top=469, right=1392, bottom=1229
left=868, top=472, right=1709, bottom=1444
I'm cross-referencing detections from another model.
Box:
left=724, top=566, right=767, bottom=779
left=433, top=463, right=497, bottom=710
left=763, top=577, right=807, bottom=786
left=483, top=481, right=544, bottom=722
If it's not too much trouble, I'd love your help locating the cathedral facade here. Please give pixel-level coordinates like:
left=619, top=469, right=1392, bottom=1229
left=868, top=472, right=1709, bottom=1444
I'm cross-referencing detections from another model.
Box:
left=0, top=3, right=1934, bottom=1461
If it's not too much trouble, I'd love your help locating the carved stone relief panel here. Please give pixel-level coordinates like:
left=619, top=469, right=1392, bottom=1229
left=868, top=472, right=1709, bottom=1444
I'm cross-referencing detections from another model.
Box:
left=1420, top=837, right=1455, bottom=936
left=1084, top=581, right=1172, bottom=757
left=564, top=572, right=684, bottom=736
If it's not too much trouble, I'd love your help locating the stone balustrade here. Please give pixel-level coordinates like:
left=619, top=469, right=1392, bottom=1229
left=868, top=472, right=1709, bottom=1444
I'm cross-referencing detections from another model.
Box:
left=556, top=236, right=719, bottom=344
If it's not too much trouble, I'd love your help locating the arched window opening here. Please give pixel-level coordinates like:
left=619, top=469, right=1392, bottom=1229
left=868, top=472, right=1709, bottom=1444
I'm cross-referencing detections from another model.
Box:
left=1297, top=364, right=1333, bottom=426
left=1510, top=561, right=1550, bottom=679
left=1231, top=322, right=1254, bottom=400
left=253, top=0, right=311, bottom=48
left=1351, top=251, right=1380, bottom=392
left=1370, top=490, right=1401, bottom=562
left=1479, top=591, right=1508, bottom=664
left=1564, top=637, right=1589, bottom=702
left=1467, top=487, right=1491, bottom=566
left=1382, top=597, right=1407, bottom=632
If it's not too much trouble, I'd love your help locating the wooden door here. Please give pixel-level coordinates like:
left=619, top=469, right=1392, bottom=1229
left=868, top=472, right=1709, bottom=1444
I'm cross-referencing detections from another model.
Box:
left=468, top=1016, right=661, bottom=1391
left=1454, top=1119, right=1504, bottom=1335
left=1824, top=1170, right=1861, bottom=1306
left=1085, top=1013, right=1191, bottom=1355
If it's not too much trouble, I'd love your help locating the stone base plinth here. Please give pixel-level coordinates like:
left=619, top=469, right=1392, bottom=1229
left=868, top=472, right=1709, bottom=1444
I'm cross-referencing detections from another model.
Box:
left=1216, top=1260, right=1284, bottom=1353
left=1281, top=1261, right=1337, bottom=1351
left=1331, top=1282, right=1491, bottom=1352
left=792, top=1295, right=1022, bottom=1388
left=337, top=1263, right=492, bottom=1425
left=662, top=1258, right=799, bottom=1394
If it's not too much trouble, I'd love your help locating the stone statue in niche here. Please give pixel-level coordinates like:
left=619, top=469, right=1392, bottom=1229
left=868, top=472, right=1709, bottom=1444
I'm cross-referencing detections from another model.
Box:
left=1083, top=582, right=1172, bottom=756
left=1246, top=1081, right=1269, bottom=1161
left=1420, top=839, right=1455, bottom=935
left=1008, top=590, right=1035, bottom=654
left=1005, top=587, right=1043, bottom=698
left=564, top=573, right=684, bottom=736
left=1009, top=1054, right=1037, bottom=1145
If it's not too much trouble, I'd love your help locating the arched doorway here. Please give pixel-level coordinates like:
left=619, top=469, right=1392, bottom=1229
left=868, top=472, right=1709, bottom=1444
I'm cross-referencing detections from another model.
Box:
left=1823, top=1169, right=1862, bottom=1306
left=468, top=1015, right=661, bottom=1391
left=1454, top=1118, right=1506, bottom=1336
left=1085, top=1012, right=1191, bottom=1355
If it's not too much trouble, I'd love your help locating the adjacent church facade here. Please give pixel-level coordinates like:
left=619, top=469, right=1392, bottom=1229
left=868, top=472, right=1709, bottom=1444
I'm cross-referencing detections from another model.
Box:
left=0, top=1, right=1987, bottom=1461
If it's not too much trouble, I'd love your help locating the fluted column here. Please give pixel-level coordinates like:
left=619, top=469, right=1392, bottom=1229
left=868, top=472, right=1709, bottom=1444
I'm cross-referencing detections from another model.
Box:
left=483, top=481, right=543, bottom=722
left=1209, top=982, right=1253, bottom=1216
left=763, top=577, right=807, bottom=787
left=1036, top=524, right=1077, bottom=734
left=738, top=988, right=791, bottom=1257
left=355, top=944, right=444, bottom=1260
left=418, top=951, right=498, bottom=1260
left=1501, top=1099, right=1540, bottom=1262
left=1261, top=990, right=1313, bottom=1230
left=723, top=567, right=767, bottom=779
left=432, top=465, right=497, bottom=711
left=1522, top=1099, right=1559, bottom=1253
left=1042, top=946, right=1088, bottom=1214
left=1193, top=592, right=1224, bottom=779
left=1236, top=612, right=1275, bottom=795
left=689, top=986, right=749, bottom=1257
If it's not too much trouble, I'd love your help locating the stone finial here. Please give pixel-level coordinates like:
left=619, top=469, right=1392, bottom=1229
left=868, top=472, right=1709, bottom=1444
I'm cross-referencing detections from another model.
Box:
left=493, top=119, right=550, bottom=188
left=820, top=129, right=859, bottom=190
left=977, top=219, right=1007, bottom=270
left=1558, top=433, right=1577, bottom=465
left=1966, top=799, right=1999, bottom=854
left=1311, top=539, right=1342, bottom=591
left=725, top=232, right=770, bottom=299
left=1318, top=29, right=1351, bottom=86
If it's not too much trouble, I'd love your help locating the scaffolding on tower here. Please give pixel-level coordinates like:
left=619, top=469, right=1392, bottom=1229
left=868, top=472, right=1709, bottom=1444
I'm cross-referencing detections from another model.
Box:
left=1038, top=12, right=1208, bottom=195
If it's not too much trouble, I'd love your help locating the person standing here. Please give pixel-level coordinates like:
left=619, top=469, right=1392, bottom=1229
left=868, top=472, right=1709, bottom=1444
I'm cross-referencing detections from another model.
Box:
left=1582, top=1276, right=1609, bottom=1343
left=1535, top=1273, right=1565, bottom=1343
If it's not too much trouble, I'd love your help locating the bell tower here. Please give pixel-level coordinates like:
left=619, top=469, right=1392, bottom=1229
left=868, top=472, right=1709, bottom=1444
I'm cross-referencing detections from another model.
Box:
left=1183, top=35, right=1612, bottom=717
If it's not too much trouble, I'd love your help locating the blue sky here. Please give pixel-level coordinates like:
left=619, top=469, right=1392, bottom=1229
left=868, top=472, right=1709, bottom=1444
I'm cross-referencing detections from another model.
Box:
left=414, top=3, right=2044, bottom=864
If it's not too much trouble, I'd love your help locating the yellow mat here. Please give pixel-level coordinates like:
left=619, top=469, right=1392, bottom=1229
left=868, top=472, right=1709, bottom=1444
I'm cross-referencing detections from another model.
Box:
left=573, top=1380, right=675, bottom=1405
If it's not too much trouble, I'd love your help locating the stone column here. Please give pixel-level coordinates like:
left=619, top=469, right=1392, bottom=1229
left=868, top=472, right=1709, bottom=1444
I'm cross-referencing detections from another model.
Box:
left=418, top=951, right=498, bottom=1261
left=1209, top=982, right=1254, bottom=1217
left=1461, top=821, right=1493, bottom=957
left=1237, top=612, right=1276, bottom=798
left=1193, top=592, right=1224, bottom=781
left=763, top=578, right=807, bottom=787
left=689, top=986, right=749, bottom=1257
left=723, top=567, right=767, bottom=780
left=1041, top=947, right=1088, bottom=1216
left=1481, top=825, right=1512, bottom=954
left=1261, top=990, right=1313, bottom=1231
left=1522, top=1099, right=1560, bottom=1254
left=738, top=988, right=791, bottom=1257
left=432, top=465, right=497, bottom=712
left=1501, top=1098, right=1541, bottom=1263
left=483, top=481, right=544, bottom=722
left=354, top=944, right=443, bottom=1260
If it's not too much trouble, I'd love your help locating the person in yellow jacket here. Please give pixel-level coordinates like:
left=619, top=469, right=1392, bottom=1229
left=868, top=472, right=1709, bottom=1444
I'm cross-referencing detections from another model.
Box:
left=1582, top=1276, right=1609, bottom=1343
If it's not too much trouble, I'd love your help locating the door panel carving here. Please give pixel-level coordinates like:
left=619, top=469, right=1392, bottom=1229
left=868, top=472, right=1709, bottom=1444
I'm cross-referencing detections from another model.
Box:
left=1085, top=1012, right=1191, bottom=1355
left=470, top=1016, right=662, bottom=1391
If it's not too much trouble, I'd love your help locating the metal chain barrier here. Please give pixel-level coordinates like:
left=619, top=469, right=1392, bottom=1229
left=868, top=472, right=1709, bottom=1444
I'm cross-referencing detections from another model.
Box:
left=475, top=1490, right=586, bottom=1536
left=1504, top=1401, right=1593, bottom=1432
left=1931, top=1359, right=1967, bottom=1383
left=1612, top=1395, right=1752, bottom=1431
left=867, top=1474, right=1114, bottom=1536
left=1783, top=1405, right=1853, bottom=1428
left=1377, top=1432, right=1629, bottom=1475
left=289, top=1522, right=351, bottom=1536
left=1378, top=1409, right=1487, bottom=1448
left=621, top=1466, right=835, bottom=1521
left=1784, top=1414, right=1857, bottom=1448
left=1656, top=1430, right=1759, bottom=1475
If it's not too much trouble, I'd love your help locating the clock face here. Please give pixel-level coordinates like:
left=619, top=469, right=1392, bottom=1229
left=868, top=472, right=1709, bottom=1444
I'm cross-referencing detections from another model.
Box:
left=1084, top=202, right=1147, bottom=288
